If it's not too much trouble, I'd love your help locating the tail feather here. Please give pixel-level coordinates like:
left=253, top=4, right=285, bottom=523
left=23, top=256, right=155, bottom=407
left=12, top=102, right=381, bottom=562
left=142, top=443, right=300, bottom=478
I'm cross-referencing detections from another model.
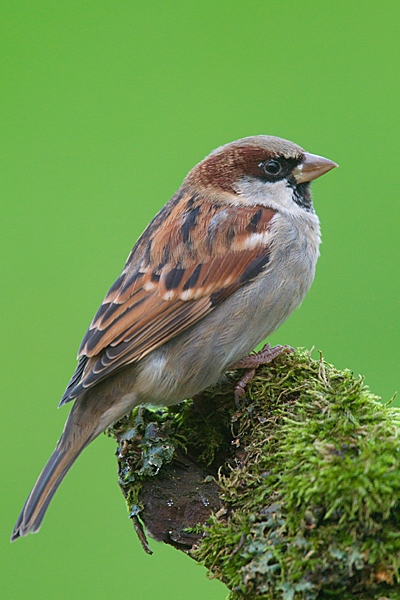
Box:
left=11, top=381, right=136, bottom=542
left=11, top=440, right=88, bottom=541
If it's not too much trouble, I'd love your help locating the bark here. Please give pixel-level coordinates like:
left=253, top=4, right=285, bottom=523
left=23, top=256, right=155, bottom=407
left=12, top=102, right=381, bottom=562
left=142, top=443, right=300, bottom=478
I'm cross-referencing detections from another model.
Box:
left=109, top=349, right=400, bottom=600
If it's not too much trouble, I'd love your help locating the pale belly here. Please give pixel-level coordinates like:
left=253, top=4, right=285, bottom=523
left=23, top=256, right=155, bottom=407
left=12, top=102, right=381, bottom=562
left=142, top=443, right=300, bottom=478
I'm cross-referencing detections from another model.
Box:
left=134, top=243, right=316, bottom=405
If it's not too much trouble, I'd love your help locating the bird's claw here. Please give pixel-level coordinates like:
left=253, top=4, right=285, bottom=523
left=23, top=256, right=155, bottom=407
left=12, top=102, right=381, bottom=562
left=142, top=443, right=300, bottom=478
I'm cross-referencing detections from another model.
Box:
left=231, top=344, right=293, bottom=407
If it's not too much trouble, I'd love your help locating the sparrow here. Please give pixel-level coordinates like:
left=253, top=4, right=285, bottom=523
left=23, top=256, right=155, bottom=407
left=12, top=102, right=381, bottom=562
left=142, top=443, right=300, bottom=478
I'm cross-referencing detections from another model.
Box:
left=11, top=135, right=337, bottom=541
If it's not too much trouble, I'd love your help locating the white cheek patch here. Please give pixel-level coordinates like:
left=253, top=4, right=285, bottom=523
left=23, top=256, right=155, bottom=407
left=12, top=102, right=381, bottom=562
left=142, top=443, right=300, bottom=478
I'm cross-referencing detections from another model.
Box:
left=232, top=178, right=300, bottom=214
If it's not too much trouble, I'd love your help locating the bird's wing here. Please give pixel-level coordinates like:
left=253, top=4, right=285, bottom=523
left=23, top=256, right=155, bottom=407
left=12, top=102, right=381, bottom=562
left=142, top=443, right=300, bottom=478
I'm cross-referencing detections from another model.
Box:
left=60, top=191, right=276, bottom=404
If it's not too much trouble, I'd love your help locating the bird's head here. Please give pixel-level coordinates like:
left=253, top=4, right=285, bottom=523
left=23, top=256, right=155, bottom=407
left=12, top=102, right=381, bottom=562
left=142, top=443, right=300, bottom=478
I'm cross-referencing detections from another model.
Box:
left=186, top=135, right=338, bottom=214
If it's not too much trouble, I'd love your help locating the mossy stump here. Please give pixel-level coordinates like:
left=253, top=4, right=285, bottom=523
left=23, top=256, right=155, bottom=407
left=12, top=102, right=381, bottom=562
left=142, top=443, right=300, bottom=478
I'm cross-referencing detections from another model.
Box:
left=108, top=349, right=400, bottom=600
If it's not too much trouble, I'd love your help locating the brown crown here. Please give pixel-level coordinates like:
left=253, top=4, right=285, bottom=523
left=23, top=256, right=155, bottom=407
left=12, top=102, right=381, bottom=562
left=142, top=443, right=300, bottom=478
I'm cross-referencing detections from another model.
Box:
left=185, top=136, right=304, bottom=193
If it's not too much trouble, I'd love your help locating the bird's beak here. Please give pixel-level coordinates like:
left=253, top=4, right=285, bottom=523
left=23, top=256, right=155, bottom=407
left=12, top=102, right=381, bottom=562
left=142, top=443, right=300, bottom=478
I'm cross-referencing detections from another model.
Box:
left=293, top=152, right=338, bottom=184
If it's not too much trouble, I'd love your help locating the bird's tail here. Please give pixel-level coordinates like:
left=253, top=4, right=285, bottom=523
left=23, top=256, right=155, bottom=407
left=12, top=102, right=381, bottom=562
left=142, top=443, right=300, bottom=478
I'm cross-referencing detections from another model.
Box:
left=11, top=402, right=98, bottom=541
left=11, top=443, right=87, bottom=541
left=11, top=378, right=137, bottom=541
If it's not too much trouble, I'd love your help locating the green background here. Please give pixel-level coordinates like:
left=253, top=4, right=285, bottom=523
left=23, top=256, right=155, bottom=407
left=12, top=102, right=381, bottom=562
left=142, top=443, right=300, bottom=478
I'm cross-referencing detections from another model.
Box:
left=1, top=2, right=399, bottom=599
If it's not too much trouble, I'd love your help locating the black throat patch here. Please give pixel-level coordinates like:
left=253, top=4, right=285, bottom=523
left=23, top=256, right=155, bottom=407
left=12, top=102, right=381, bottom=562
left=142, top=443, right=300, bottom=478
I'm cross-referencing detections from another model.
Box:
left=288, top=179, right=314, bottom=212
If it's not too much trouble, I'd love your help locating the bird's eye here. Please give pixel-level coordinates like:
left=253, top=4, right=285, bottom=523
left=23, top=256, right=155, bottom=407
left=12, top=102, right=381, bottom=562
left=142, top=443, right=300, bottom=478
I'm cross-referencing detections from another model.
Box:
left=263, top=159, right=282, bottom=176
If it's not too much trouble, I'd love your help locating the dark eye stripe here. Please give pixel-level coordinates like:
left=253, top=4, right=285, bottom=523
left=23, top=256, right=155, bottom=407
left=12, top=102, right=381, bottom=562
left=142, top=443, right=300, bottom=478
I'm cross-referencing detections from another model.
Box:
left=263, top=159, right=281, bottom=175
left=258, top=156, right=301, bottom=183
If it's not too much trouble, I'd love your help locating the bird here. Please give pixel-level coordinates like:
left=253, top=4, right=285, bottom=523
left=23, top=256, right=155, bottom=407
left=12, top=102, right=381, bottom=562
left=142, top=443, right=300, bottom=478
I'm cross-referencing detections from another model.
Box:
left=11, top=135, right=337, bottom=541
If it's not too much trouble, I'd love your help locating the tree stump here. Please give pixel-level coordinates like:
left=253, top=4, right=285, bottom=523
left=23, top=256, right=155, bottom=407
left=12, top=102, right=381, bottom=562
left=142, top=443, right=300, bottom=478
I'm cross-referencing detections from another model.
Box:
left=109, top=349, right=400, bottom=600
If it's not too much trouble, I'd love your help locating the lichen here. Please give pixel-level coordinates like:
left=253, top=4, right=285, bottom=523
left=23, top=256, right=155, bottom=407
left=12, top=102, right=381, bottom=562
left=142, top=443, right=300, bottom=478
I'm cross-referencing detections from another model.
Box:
left=109, top=348, right=400, bottom=600
left=109, top=405, right=180, bottom=517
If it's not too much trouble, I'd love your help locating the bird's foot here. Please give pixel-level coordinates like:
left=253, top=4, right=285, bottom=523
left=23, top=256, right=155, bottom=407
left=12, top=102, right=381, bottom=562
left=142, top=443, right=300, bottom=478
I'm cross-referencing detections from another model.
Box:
left=230, top=344, right=293, bottom=407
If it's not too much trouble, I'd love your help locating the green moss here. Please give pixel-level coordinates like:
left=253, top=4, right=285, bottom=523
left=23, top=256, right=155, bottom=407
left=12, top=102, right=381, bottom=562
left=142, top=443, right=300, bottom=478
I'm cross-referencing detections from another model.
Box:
left=109, top=349, right=400, bottom=599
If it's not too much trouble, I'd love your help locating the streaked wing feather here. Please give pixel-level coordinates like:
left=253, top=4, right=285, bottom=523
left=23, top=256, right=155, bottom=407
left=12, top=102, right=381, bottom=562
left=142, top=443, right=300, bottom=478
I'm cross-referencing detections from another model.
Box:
left=60, top=193, right=276, bottom=405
